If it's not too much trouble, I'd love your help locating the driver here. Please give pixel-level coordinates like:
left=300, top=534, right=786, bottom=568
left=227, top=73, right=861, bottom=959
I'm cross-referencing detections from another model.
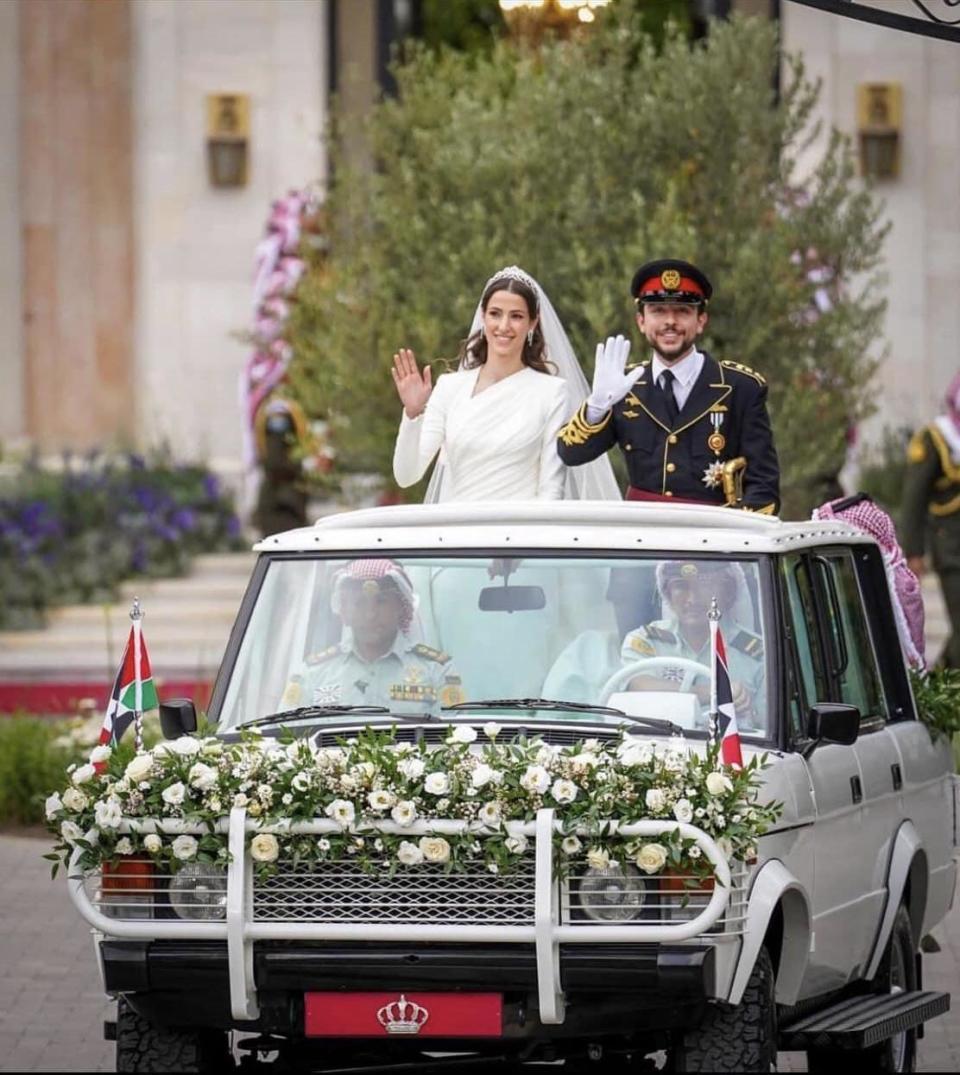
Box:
left=621, top=560, right=764, bottom=720
left=279, top=559, right=465, bottom=714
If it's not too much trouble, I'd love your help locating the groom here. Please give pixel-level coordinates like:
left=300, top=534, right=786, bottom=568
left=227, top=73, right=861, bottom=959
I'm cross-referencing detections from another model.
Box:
left=557, top=259, right=780, bottom=513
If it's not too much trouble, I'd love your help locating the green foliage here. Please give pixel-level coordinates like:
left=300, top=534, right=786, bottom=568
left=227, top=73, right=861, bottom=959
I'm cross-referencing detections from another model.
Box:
left=418, top=0, right=504, bottom=53
left=910, top=667, right=960, bottom=747
left=0, top=717, right=73, bottom=827
left=0, top=449, right=243, bottom=629
left=289, top=7, right=888, bottom=518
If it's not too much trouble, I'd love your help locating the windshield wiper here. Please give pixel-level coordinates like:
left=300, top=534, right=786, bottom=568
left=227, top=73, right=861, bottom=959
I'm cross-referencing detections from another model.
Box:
left=239, top=705, right=432, bottom=730
left=442, top=697, right=679, bottom=734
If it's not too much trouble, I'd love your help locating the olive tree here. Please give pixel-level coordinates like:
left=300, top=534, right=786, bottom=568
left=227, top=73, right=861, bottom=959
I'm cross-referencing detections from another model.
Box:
left=288, top=7, right=887, bottom=517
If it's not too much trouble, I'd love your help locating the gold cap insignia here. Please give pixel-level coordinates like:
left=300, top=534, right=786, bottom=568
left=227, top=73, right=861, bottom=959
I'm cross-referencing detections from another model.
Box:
left=661, top=269, right=681, bottom=290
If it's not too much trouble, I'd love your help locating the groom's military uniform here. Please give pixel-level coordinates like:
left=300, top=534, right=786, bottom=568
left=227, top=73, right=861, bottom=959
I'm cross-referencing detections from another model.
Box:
left=557, top=260, right=780, bottom=514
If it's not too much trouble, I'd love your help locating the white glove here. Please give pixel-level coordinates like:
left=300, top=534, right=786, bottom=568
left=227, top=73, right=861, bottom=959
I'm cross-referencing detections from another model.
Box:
left=585, top=335, right=642, bottom=418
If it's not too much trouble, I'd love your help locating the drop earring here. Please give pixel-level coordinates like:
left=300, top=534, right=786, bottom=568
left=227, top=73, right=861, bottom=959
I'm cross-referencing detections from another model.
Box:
left=526, top=330, right=534, bottom=346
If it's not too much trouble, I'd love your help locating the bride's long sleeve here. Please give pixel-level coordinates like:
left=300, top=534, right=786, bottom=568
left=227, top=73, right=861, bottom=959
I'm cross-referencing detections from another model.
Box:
left=392, top=375, right=451, bottom=488
left=537, top=385, right=570, bottom=500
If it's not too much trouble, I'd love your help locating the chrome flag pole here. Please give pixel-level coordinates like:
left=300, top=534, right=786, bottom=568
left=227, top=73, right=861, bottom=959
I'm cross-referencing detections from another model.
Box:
left=707, top=596, right=721, bottom=747
left=130, top=597, right=144, bottom=753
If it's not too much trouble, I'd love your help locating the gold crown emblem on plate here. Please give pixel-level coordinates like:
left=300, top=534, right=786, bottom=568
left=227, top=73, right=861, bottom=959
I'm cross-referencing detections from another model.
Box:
left=660, top=269, right=681, bottom=289
left=377, top=995, right=430, bottom=1035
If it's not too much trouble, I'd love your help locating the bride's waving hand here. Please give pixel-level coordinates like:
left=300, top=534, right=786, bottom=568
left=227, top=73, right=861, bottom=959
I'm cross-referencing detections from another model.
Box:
left=391, top=348, right=432, bottom=419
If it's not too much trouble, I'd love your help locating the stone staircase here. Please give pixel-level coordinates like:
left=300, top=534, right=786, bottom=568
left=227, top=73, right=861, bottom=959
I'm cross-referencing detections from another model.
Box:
left=0, top=552, right=255, bottom=713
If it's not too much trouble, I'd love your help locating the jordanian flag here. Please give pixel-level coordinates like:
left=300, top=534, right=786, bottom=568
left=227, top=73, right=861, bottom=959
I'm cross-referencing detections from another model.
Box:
left=98, top=618, right=159, bottom=748
left=709, top=618, right=744, bottom=769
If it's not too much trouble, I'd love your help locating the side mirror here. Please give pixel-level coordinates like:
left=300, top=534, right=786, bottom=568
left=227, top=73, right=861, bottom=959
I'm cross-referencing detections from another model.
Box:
left=805, top=702, right=860, bottom=752
left=478, top=584, right=546, bottom=613
left=159, top=698, right=198, bottom=740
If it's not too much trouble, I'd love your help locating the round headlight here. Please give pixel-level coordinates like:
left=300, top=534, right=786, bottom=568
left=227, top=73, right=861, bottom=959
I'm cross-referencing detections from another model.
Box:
left=169, top=863, right=227, bottom=921
left=579, top=864, right=645, bottom=922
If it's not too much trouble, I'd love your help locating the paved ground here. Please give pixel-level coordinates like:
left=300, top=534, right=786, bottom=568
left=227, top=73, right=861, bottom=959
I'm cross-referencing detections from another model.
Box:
left=0, top=833, right=957, bottom=1073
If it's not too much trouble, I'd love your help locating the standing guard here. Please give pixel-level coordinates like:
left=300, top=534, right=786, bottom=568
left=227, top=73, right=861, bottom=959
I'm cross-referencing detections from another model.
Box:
left=557, top=259, right=780, bottom=513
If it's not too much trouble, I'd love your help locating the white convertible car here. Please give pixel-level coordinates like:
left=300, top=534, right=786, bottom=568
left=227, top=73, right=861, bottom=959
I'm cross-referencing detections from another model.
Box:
left=70, top=502, right=955, bottom=1072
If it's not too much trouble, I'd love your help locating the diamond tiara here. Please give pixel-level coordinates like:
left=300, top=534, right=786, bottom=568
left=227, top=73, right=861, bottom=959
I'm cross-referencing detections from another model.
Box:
left=484, top=264, right=540, bottom=300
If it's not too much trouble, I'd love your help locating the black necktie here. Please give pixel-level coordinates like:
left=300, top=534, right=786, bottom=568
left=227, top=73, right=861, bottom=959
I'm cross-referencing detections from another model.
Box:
left=659, top=369, right=679, bottom=424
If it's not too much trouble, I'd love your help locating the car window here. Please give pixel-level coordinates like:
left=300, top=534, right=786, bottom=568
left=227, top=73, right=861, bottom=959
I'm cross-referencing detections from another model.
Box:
left=812, top=551, right=888, bottom=726
left=215, top=553, right=772, bottom=738
left=781, top=555, right=829, bottom=739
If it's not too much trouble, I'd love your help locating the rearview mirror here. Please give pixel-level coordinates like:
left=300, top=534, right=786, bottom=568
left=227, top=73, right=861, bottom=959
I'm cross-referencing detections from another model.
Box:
left=478, top=585, right=546, bottom=613
left=160, top=698, right=198, bottom=740
left=805, top=702, right=860, bottom=749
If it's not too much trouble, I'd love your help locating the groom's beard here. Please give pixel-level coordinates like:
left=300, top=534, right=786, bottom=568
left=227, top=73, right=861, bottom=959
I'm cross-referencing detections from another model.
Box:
left=648, top=334, right=698, bottom=362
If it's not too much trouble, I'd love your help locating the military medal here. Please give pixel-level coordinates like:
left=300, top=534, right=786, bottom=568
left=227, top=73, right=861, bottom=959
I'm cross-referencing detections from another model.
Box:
left=312, top=683, right=342, bottom=704
left=703, top=461, right=725, bottom=489
left=708, top=432, right=726, bottom=453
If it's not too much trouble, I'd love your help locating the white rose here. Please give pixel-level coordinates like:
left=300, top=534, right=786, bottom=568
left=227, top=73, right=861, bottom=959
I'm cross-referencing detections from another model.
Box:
left=170, top=736, right=201, bottom=757
left=143, top=834, right=162, bottom=853
left=424, top=772, right=450, bottom=796
left=479, top=801, right=502, bottom=827
left=292, top=772, right=312, bottom=792
left=483, top=722, right=502, bottom=739
left=419, top=836, right=451, bottom=863
left=233, top=793, right=249, bottom=808
left=570, top=752, right=599, bottom=770
left=250, top=833, right=280, bottom=863
left=114, top=837, right=134, bottom=855
left=705, top=771, right=734, bottom=796
left=397, top=840, right=424, bottom=865
left=520, top=765, right=550, bottom=795
left=62, top=787, right=89, bottom=812
left=326, top=799, right=356, bottom=826
left=645, top=788, right=666, bottom=813
left=673, top=798, right=694, bottom=824
left=398, top=757, right=425, bottom=781
left=72, top=764, right=97, bottom=785
left=161, top=782, right=186, bottom=807
left=635, top=843, right=668, bottom=875
left=561, top=835, right=582, bottom=854
left=124, top=754, right=154, bottom=783
left=551, top=779, right=578, bottom=804
left=448, top=725, right=477, bottom=744
left=188, top=762, right=218, bottom=791
left=60, top=820, right=83, bottom=844
left=617, top=745, right=646, bottom=767
left=504, top=834, right=528, bottom=855
left=172, top=834, right=198, bottom=860
left=256, top=784, right=274, bottom=803
left=44, top=792, right=64, bottom=820
left=391, top=801, right=417, bottom=826
left=471, top=763, right=496, bottom=790
left=94, top=797, right=124, bottom=830
left=368, top=789, right=395, bottom=812
left=586, top=847, right=610, bottom=869
left=90, top=745, right=112, bottom=764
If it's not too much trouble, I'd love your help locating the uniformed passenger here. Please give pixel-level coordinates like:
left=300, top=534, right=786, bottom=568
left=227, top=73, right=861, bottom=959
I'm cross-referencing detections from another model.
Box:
left=279, top=559, right=464, bottom=714
left=621, top=561, right=764, bottom=724
left=557, top=259, right=780, bottom=513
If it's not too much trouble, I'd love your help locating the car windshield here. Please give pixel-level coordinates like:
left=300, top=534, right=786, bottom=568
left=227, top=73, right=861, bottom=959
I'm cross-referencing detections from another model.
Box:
left=217, top=554, right=771, bottom=738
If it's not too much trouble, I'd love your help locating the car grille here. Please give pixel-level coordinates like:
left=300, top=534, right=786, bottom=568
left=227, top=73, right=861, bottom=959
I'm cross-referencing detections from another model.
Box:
left=253, top=857, right=538, bottom=925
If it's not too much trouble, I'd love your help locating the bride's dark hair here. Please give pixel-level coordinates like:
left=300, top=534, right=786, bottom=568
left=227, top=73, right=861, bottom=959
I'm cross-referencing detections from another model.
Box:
left=457, top=275, right=555, bottom=374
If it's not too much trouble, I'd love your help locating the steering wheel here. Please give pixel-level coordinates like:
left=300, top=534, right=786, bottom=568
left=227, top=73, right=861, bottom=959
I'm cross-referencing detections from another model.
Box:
left=599, top=657, right=713, bottom=706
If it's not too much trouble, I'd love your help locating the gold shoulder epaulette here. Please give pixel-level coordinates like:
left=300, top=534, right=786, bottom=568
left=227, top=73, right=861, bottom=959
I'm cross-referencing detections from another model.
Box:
left=628, top=633, right=656, bottom=656
left=305, top=645, right=340, bottom=666
left=730, top=630, right=764, bottom=660
left=907, top=429, right=929, bottom=464
left=412, top=643, right=451, bottom=664
left=559, top=403, right=612, bottom=447
left=721, top=360, right=767, bottom=386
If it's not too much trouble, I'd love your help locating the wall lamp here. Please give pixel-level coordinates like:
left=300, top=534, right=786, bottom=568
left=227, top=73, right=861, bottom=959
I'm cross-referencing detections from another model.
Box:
left=857, top=83, right=902, bottom=181
left=206, top=94, right=250, bottom=189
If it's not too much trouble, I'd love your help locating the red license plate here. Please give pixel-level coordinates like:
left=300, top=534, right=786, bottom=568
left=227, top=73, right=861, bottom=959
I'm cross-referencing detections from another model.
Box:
left=304, top=991, right=502, bottom=1038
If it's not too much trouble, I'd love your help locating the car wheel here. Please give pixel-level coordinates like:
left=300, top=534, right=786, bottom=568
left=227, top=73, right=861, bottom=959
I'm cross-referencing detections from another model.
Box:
left=807, top=903, right=918, bottom=1074
left=671, top=946, right=776, bottom=1072
left=115, top=997, right=233, bottom=1073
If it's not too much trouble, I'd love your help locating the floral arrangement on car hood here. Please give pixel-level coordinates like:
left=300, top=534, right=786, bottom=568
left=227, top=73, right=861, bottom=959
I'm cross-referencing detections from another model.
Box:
left=45, top=726, right=781, bottom=881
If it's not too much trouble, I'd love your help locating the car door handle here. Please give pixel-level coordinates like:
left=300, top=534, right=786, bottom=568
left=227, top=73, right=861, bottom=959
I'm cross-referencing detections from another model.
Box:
left=850, top=775, right=863, bottom=804
left=891, top=763, right=902, bottom=791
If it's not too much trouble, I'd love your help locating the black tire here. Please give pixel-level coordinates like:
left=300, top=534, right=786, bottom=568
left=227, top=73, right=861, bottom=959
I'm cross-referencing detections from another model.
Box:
left=671, top=946, right=777, bottom=1072
left=807, top=904, right=918, bottom=1074
left=115, top=997, right=233, bottom=1073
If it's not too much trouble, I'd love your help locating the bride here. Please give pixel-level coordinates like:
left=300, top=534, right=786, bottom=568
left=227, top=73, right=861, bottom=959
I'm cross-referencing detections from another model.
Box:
left=391, top=266, right=619, bottom=502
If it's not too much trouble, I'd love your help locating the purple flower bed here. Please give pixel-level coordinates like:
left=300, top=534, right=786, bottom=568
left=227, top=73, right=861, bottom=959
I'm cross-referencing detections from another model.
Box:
left=0, top=451, right=243, bottom=630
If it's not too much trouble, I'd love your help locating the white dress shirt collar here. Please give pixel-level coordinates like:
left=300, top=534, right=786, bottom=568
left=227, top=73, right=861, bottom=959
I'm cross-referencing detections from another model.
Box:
left=651, top=347, right=703, bottom=389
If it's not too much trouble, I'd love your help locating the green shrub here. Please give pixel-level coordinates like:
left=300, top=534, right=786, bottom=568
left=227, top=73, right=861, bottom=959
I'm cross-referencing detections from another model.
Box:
left=0, top=718, right=74, bottom=827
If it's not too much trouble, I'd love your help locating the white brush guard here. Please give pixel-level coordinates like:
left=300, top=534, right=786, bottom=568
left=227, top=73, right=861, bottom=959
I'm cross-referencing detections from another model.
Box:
left=69, top=807, right=734, bottom=1027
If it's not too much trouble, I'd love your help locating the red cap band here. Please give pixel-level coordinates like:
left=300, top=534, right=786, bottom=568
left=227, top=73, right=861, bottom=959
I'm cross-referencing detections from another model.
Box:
left=639, top=275, right=705, bottom=298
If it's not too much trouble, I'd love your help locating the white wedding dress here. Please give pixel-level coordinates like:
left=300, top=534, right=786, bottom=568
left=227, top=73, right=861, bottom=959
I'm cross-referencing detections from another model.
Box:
left=392, top=365, right=568, bottom=501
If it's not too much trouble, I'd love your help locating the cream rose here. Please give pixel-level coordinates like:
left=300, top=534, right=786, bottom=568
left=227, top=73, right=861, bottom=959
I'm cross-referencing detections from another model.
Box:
left=673, top=798, right=694, bottom=824
left=326, top=799, right=356, bottom=826
left=520, top=765, right=550, bottom=795
left=188, top=762, right=218, bottom=791
left=398, top=757, right=425, bottom=781
left=250, top=833, right=280, bottom=863
left=504, top=834, right=528, bottom=855
left=391, top=801, right=417, bottom=826
left=89, top=744, right=112, bottom=764
left=419, top=836, right=451, bottom=863
left=114, top=837, right=134, bottom=856
left=483, top=722, right=501, bottom=740
left=471, top=763, right=496, bottom=790
left=171, top=834, right=198, bottom=860
left=448, top=725, right=477, bottom=744
left=60, top=820, right=82, bottom=844
left=94, top=797, right=124, bottom=830
left=424, top=772, right=450, bottom=796
left=551, top=778, right=578, bottom=804
left=125, top=754, right=154, bottom=783
left=368, top=789, right=396, bottom=812
left=161, top=782, right=186, bottom=807
left=397, top=840, right=424, bottom=866
left=645, top=788, right=666, bottom=813
left=62, top=787, right=89, bottom=812
left=72, top=764, right=96, bottom=785
left=586, top=847, right=610, bottom=870
left=143, top=834, right=163, bottom=853
left=479, top=801, right=502, bottom=827
left=634, top=843, right=668, bottom=875
left=706, top=771, right=734, bottom=796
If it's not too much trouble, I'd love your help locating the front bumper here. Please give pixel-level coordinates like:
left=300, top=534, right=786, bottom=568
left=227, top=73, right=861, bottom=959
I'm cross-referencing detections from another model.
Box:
left=103, top=939, right=716, bottom=1038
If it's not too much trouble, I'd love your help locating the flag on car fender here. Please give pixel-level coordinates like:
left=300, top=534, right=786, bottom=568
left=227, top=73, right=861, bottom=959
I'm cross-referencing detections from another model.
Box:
left=710, top=619, right=744, bottom=769
left=98, top=614, right=159, bottom=755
